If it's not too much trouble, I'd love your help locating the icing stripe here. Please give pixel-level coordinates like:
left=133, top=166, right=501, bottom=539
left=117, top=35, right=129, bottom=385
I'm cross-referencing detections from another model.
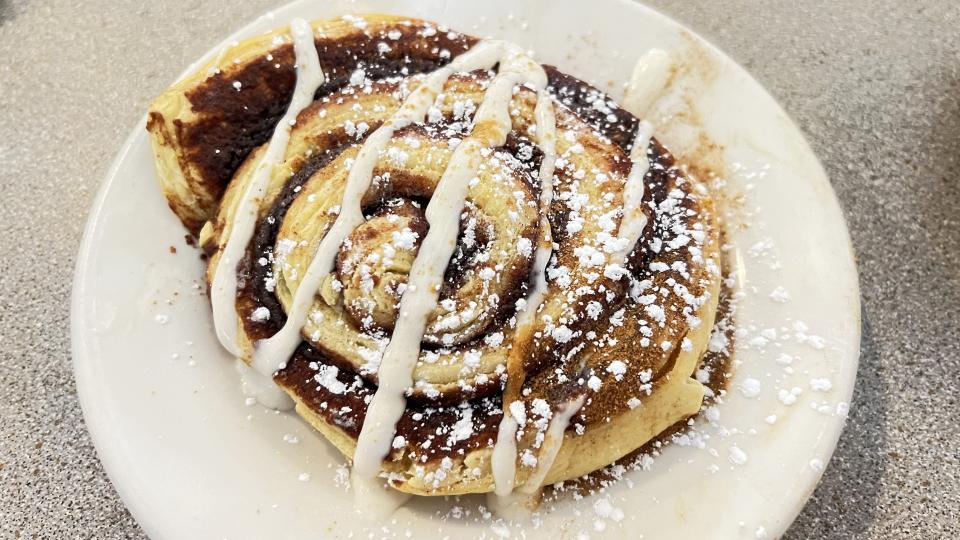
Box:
left=514, top=90, right=559, bottom=330
left=519, top=395, right=586, bottom=493
left=491, top=88, right=558, bottom=498
left=622, top=48, right=671, bottom=117
left=491, top=413, right=521, bottom=496
left=612, top=119, right=655, bottom=266
left=210, top=18, right=325, bottom=359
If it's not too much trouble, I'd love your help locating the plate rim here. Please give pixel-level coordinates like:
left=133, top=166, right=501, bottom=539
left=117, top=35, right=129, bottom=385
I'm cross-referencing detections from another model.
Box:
left=71, top=1, right=862, bottom=538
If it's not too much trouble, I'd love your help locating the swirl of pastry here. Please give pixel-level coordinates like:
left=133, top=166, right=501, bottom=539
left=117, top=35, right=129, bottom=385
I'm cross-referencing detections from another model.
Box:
left=146, top=14, right=726, bottom=507
left=332, top=198, right=427, bottom=333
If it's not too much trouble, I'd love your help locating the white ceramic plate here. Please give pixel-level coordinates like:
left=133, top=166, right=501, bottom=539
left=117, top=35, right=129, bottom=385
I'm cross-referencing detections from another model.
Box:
left=72, top=0, right=861, bottom=538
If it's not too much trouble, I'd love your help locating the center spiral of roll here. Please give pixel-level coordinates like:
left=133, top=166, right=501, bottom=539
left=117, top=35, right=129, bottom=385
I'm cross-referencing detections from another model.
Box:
left=332, top=192, right=535, bottom=348
left=334, top=199, right=427, bottom=333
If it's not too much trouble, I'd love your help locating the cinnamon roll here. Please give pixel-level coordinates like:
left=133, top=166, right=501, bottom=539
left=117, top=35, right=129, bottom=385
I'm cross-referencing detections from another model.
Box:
left=147, top=14, right=725, bottom=510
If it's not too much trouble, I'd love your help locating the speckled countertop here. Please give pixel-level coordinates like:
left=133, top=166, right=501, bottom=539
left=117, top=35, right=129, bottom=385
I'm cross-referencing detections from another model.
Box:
left=0, top=0, right=958, bottom=538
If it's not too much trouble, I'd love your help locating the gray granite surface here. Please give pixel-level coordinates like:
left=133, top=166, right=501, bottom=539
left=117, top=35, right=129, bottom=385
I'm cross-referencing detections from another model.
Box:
left=1, top=0, right=958, bottom=538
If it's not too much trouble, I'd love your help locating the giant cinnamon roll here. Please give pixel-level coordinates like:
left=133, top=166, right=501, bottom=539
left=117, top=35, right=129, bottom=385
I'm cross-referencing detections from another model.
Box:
left=147, top=14, right=724, bottom=510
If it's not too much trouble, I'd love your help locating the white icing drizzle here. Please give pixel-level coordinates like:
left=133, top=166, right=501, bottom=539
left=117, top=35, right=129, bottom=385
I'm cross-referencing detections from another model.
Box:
left=351, top=473, right=411, bottom=522
left=235, top=359, right=294, bottom=410
left=491, top=412, right=520, bottom=495
left=251, top=40, right=506, bottom=377
left=611, top=119, right=655, bottom=266
left=622, top=48, right=672, bottom=117
left=351, top=41, right=559, bottom=501
left=485, top=489, right=539, bottom=522
left=210, top=18, right=325, bottom=359
left=487, top=395, right=586, bottom=520
left=514, top=91, right=558, bottom=329
left=611, top=48, right=675, bottom=268
left=203, top=25, right=665, bottom=514
left=518, top=395, right=586, bottom=492
left=491, top=91, right=557, bottom=498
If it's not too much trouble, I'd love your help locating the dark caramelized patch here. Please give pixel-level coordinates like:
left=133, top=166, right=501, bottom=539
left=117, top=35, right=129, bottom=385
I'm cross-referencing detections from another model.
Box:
left=440, top=209, right=493, bottom=296
left=274, top=345, right=502, bottom=465
left=545, top=65, right=640, bottom=151
left=183, top=49, right=296, bottom=211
